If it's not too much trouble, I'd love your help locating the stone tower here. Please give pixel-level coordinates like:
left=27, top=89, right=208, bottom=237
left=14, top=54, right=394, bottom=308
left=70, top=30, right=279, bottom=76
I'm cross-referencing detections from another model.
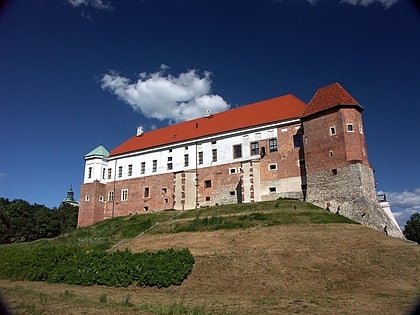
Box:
left=301, top=83, right=402, bottom=237
left=78, top=145, right=109, bottom=227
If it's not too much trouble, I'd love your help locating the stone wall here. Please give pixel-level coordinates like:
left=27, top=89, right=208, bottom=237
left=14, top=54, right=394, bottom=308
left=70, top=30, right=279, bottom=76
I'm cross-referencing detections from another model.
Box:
left=306, top=163, right=403, bottom=238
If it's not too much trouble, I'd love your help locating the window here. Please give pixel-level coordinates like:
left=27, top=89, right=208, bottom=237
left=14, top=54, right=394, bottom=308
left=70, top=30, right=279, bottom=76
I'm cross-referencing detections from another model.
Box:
left=144, top=187, right=150, bottom=198
left=99, top=196, right=104, bottom=203
left=269, top=187, right=276, bottom=193
left=108, top=191, right=114, bottom=202
left=144, top=206, right=149, bottom=212
left=118, top=166, right=122, bottom=178
left=88, top=167, right=92, bottom=179
left=162, top=187, right=167, bottom=194
left=329, top=151, right=334, bottom=157
left=168, top=156, right=172, bottom=161
left=233, top=144, right=242, bottom=159
left=230, top=191, right=236, bottom=196
left=121, top=189, right=128, bottom=201
left=205, top=196, right=211, bottom=201
left=152, top=160, right=157, bottom=172
left=347, top=124, right=354, bottom=132
left=269, top=138, right=277, bottom=152
left=211, top=140, right=216, bottom=144
left=269, top=164, right=277, bottom=170
left=204, top=180, right=212, bottom=188
left=107, top=168, right=112, bottom=179
left=167, top=162, right=173, bottom=170
left=102, top=168, right=106, bottom=180
left=358, top=124, right=363, bottom=134
left=330, top=126, right=336, bottom=136
left=141, top=162, right=145, bottom=174
left=85, top=194, right=90, bottom=202
left=229, top=168, right=237, bottom=174
left=212, top=149, right=217, bottom=162
left=128, top=164, right=133, bottom=176
left=184, top=154, right=189, bottom=167
left=332, top=169, right=338, bottom=175
left=250, top=142, right=259, bottom=155
left=198, top=151, right=203, bottom=164
left=293, top=134, right=303, bottom=148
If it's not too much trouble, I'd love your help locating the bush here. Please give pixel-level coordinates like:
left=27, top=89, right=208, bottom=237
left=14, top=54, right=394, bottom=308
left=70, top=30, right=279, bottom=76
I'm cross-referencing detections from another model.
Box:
left=0, top=245, right=194, bottom=288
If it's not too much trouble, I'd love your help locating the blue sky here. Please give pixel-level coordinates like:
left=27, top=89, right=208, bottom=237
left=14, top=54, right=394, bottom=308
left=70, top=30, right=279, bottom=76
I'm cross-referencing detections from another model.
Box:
left=0, top=0, right=419, bottom=228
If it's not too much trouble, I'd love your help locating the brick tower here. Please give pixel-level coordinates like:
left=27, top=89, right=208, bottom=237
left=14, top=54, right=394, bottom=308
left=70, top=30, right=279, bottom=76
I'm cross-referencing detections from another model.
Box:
left=301, top=83, right=402, bottom=237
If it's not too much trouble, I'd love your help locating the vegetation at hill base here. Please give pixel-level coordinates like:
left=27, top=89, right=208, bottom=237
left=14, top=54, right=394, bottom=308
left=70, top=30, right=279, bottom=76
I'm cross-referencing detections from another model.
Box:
left=0, top=198, right=78, bottom=244
left=404, top=212, right=420, bottom=244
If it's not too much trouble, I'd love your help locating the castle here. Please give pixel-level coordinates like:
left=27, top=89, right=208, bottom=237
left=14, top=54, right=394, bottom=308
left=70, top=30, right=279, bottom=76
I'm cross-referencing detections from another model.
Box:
left=78, top=82, right=403, bottom=237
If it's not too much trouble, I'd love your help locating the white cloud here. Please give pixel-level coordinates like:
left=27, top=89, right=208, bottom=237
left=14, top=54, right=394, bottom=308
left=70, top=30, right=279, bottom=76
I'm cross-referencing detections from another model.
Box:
left=67, top=0, right=113, bottom=10
left=340, top=0, right=399, bottom=9
left=275, top=0, right=399, bottom=8
left=380, top=188, right=420, bottom=229
left=101, top=65, right=230, bottom=123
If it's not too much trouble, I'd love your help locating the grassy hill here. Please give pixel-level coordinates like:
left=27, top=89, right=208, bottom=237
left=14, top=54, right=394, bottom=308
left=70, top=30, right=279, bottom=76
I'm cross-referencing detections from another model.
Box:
left=1, top=199, right=420, bottom=314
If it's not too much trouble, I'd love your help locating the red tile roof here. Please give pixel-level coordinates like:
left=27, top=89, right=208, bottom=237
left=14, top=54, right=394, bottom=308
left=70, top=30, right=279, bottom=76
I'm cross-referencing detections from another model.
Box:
left=301, top=82, right=362, bottom=118
left=110, top=94, right=306, bottom=156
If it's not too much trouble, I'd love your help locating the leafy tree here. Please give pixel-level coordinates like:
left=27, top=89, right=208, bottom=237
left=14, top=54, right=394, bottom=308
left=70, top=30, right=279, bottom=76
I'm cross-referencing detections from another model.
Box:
left=403, top=213, right=420, bottom=244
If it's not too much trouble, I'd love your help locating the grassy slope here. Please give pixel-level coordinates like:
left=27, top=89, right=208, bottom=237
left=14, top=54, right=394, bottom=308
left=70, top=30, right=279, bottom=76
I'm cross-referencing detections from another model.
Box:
left=1, top=200, right=420, bottom=315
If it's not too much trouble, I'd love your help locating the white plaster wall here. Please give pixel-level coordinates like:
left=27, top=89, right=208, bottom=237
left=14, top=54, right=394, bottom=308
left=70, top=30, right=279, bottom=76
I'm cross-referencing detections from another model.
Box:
left=98, top=124, right=288, bottom=185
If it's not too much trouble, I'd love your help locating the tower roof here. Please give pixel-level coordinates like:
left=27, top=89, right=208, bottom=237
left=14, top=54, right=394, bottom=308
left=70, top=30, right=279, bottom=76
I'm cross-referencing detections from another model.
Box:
left=110, top=94, right=307, bottom=156
left=301, top=82, right=363, bottom=118
left=84, top=144, right=110, bottom=159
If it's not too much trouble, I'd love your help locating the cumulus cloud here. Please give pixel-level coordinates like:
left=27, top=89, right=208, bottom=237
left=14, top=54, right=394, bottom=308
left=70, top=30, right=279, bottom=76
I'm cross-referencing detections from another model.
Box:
left=100, top=65, right=230, bottom=123
left=67, top=0, right=113, bottom=10
left=380, top=188, right=420, bottom=229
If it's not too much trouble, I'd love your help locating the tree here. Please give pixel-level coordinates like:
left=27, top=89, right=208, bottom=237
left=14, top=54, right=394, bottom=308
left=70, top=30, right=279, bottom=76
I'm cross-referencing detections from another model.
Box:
left=403, top=213, right=420, bottom=244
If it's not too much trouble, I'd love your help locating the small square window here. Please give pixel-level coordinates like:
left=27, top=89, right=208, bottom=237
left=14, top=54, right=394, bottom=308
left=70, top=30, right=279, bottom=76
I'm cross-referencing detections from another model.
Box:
left=269, top=164, right=277, bottom=170
left=229, top=168, right=237, bottom=174
left=204, top=180, right=212, bottom=188
left=168, top=156, right=172, bottom=161
left=162, top=187, right=167, bottom=194
left=205, top=196, right=211, bottom=201
left=332, top=169, right=338, bottom=175
left=144, top=206, right=149, bottom=212
left=167, top=162, right=173, bottom=170
left=229, top=191, right=236, bottom=196
left=347, top=124, right=354, bottom=132
left=330, top=126, right=336, bottom=136
left=269, top=187, right=276, bottom=193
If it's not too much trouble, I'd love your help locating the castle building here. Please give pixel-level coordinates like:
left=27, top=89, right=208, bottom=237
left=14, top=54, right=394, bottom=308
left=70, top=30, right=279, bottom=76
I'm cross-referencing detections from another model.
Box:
left=78, top=83, right=403, bottom=237
left=62, top=186, right=79, bottom=207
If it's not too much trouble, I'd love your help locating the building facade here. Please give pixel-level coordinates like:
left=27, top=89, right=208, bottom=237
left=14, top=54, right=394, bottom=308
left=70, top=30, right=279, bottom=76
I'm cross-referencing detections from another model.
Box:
left=78, top=83, right=403, bottom=238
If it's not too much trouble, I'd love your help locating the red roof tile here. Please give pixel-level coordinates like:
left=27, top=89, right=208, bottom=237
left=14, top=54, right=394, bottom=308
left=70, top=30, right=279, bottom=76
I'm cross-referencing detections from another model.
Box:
left=301, top=82, right=362, bottom=118
left=110, top=94, right=306, bottom=156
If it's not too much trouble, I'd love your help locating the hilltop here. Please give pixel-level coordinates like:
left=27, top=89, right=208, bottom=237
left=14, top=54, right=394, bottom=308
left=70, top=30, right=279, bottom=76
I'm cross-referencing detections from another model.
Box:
left=1, top=200, right=420, bottom=314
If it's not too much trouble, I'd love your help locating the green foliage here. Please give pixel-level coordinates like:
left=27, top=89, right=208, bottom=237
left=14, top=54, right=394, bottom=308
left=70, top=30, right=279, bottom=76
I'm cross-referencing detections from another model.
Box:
left=0, top=197, right=78, bottom=244
left=0, top=244, right=194, bottom=288
left=403, top=213, right=420, bottom=244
